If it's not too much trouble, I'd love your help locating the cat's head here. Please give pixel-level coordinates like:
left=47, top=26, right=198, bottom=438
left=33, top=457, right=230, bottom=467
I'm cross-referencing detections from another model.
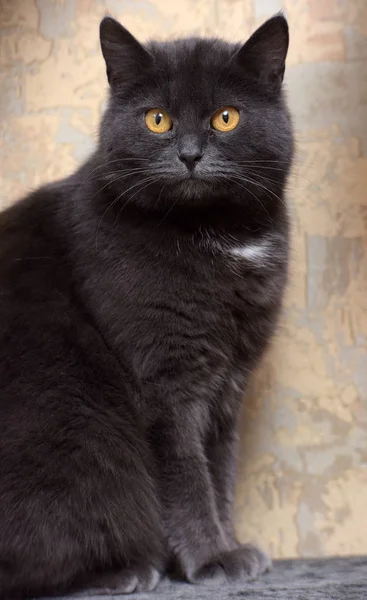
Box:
left=98, top=15, right=293, bottom=210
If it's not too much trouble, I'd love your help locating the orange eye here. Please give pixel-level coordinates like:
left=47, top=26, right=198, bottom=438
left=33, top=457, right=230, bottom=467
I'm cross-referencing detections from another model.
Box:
left=211, top=107, right=240, bottom=132
left=145, top=108, right=172, bottom=134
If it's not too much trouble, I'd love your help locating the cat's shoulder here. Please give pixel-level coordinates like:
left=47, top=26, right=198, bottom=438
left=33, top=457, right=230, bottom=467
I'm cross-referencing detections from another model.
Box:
left=0, top=171, right=82, bottom=240
left=0, top=174, right=80, bottom=279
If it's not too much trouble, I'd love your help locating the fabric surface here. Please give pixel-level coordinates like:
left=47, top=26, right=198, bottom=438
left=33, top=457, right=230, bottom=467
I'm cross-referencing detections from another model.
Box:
left=50, top=556, right=367, bottom=599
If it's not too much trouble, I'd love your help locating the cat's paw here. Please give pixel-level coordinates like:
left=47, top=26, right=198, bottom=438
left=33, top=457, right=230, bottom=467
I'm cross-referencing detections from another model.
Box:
left=191, top=544, right=271, bottom=584
left=83, top=565, right=161, bottom=595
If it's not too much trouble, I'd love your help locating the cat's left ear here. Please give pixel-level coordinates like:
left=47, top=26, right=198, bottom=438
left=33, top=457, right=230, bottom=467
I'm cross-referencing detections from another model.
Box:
left=234, top=15, right=289, bottom=94
left=100, top=17, right=152, bottom=88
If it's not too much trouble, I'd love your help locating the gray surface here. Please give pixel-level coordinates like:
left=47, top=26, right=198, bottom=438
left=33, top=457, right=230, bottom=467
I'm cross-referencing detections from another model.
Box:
left=52, top=556, right=367, bottom=599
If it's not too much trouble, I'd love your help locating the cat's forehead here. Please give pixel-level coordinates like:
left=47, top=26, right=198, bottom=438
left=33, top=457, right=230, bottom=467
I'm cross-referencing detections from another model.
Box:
left=148, top=38, right=238, bottom=71
left=146, top=38, right=239, bottom=109
left=148, top=38, right=239, bottom=69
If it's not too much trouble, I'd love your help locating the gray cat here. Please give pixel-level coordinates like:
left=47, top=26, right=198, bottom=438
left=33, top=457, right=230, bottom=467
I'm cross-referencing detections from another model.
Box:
left=0, top=14, right=293, bottom=598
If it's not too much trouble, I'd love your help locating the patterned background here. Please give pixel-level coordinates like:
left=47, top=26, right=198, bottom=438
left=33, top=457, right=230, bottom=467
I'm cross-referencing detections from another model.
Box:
left=1, top=0, right=367, bottom=559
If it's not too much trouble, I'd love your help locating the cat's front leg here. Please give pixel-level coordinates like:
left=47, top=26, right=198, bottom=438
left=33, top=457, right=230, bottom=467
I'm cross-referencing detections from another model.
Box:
left=206, top=421, right=240, bottom=549
left=151, top=405, right=229, bottom=579
left=205, top=414, right=272, bottom=579
left=151, top=406, right=270, bottom=584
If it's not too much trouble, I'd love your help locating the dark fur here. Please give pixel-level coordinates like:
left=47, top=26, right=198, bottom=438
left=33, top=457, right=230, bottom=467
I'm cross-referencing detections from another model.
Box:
left=0, top=15, right=293, bottom=599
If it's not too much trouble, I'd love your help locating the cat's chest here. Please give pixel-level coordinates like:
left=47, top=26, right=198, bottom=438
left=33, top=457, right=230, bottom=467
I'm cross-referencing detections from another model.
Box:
left=104, top=235, right=274, bottom=354
left=88, top=231, right=284, bottom=418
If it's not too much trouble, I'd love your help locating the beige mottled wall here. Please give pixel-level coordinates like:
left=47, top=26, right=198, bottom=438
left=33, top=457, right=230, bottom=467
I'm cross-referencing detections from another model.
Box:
left=1, top=0, right=367, bottom=559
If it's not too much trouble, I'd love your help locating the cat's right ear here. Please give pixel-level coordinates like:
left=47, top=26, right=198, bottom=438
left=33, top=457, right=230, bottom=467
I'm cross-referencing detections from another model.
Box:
left=99, top=17, right=152, bottom=88
left=233, top=15, right=289, bottom=95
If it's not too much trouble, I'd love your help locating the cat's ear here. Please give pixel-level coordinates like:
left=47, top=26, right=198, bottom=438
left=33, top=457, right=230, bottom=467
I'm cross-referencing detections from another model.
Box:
left=99, top=17, right=152, bottom=88
left=234, top=15, right=289, bottom=94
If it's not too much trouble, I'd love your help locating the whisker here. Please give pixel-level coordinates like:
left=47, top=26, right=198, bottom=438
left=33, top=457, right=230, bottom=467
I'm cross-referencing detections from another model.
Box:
left=158, top=194, right=179, bottom=225
left=94, top=175, right=159, bottom=251
left=230, top=167, right=311, bottom=206
left=113, top=176, right=162, bottom=227
left=226, top=175, right=273, bottom=222
left=240, top=175, right=287, bottom=207
left=225, top=168, right=289, bottom=202
left=89, top=167, right=152, bottom=181
left=232, top=159, right=292, bottom=164
left=91, top=169, right=154, bottom=198
left=234, top=158, right=315, bottom=170
left=80, top=158, right=151, bottom=187
left=156, top=183, right=168, bottom=218
left=243, top=165, right=320, bottom=188
left=246, top=170, right=310, bottom=198
left=231, top=168, right=294, bottom=188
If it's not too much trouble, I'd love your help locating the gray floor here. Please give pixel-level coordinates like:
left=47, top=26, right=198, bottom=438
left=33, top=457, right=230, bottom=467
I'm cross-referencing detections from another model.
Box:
left=53, top=556, right=367, bottom=600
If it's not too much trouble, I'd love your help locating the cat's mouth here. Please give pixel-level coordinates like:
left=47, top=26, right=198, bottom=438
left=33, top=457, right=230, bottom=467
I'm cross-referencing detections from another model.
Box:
left=167, top=173, right=220, bottom=202
left=179, top=168, right=198, bottom=180
left=160, top=165, right=220, bottom=198
left=179, top=168, right=211, bottom=184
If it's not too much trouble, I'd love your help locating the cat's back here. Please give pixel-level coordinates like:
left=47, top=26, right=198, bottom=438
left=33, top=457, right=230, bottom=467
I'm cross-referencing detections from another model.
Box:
left=0, top=174, right=140, bottom=467
left=0, top=176, right=85, bottom=403
left=0, top=175, right=77, bottom=278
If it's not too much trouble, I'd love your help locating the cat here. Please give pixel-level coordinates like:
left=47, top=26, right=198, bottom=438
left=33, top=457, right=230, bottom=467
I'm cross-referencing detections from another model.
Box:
left=0, top=13, right=293, bottom=599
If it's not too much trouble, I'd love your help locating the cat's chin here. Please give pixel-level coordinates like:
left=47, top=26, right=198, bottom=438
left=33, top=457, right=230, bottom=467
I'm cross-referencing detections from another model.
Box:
left=168, top=177, right=220, bottom=204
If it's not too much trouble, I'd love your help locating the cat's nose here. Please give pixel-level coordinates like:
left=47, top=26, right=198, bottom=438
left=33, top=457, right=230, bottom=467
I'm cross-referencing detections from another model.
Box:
left=178, top=149, right=203, bottom=171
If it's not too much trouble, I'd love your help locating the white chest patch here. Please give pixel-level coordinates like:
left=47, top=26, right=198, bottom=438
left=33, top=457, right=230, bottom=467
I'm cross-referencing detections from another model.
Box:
left=227, top=240, right=270, bottom=266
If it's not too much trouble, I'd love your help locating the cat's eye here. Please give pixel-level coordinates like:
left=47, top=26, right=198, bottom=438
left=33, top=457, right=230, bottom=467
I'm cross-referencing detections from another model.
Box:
left=145, top=108, right=172, bottom=134
left=211, top=107, right=240, bottom=132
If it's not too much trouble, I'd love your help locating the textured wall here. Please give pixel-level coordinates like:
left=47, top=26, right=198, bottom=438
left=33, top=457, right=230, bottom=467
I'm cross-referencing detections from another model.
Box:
left=1, top=0, right=367, bottom=559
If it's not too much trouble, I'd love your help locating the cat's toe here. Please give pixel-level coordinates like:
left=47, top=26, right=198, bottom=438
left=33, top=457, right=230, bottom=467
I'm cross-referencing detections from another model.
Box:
left=136, top=565, right=161, bottom=592
left=84, top=565, right=162, bottom=595
left=229, top=543, right=272, bottom=579
left=192, top=544, right=271, bottom=585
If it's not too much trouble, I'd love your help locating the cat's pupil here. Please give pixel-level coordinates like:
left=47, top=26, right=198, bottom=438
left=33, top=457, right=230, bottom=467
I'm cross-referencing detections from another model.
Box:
left=222, top=111, right=229, bottom=124
left=155, top=113, right=163, bottom=125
